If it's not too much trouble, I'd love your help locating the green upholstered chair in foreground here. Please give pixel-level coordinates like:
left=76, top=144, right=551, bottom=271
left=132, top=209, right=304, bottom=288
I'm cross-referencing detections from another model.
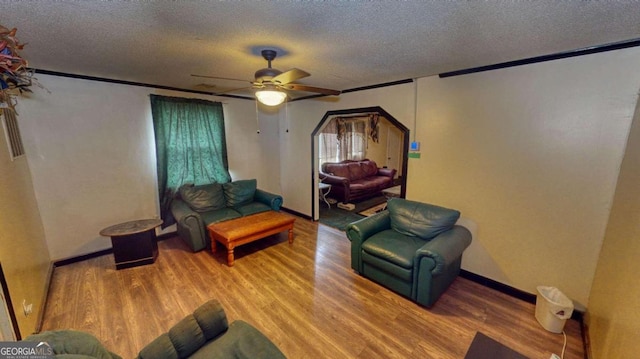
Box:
left=25, top=299, right=286, bottom=359
left=346, top=198, right=472, bottom=308
left=25, top=330, right=121, bottom=359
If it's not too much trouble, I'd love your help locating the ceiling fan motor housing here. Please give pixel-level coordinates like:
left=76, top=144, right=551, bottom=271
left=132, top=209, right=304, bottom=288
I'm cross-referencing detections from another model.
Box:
left=254, top=67, right=283, bottom=83
left=192, top=48, right=339, bottom=97
left=254, top=49, right=283, bottom=83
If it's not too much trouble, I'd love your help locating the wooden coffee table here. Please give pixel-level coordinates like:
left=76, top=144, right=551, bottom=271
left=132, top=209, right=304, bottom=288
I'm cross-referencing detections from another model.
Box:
left=207, top=211, right=295, bottom=266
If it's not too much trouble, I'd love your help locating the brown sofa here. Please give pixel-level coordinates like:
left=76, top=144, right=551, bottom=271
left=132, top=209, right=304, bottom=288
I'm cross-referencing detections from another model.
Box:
left=320, top=159, right=396, bottom=203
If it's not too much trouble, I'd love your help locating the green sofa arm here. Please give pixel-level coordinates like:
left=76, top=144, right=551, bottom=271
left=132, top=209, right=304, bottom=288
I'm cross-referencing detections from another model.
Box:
left=138, top=299, right=286, bottom=359
left=413, top=225, right=472, bottom=307
left=414, top=225, right=472, bottom=276
left=171, top=199, right=207, bottom=252
left=138, top=299, right=229, bottom=359
left=24, top=330, right=122, bottom=359
left=346, top=211, right=391, bottom=272
left=254, top=189, right=283, bottom=210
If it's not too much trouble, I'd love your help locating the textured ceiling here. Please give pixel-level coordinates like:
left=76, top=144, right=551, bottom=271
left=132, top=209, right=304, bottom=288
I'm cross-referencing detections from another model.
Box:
left=2, top=1, right=640, bottom=99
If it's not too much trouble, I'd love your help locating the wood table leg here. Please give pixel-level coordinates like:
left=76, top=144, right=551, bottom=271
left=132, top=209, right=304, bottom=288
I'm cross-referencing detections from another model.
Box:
left=227, top=247, right=235, bottom=267
left=288, top=226, right=294, bottom=244
left=211, top=237, right=217, bottom=253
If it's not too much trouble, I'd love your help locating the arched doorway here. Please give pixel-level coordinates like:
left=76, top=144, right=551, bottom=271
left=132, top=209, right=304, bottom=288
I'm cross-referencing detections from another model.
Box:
left=310, top=106, right=409, bottom=221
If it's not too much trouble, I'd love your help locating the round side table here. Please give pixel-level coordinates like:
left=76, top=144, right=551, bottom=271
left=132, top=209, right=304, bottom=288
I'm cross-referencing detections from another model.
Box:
left=100, top=219, right=163, bottom=270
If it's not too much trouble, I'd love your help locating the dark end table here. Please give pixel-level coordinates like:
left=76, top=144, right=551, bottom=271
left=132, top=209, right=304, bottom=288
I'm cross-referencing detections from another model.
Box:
left=100, top=219, right=163, bottom=270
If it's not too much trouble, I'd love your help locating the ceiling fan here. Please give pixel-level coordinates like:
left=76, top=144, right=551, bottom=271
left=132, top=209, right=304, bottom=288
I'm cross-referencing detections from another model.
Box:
left=192, top=49, right=341, bottom=106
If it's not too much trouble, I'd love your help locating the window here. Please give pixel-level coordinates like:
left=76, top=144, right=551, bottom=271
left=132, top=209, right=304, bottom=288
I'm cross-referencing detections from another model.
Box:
left=344, top=130, right=366, bottom=160
left=318, top=116, right=367, bottom=168
left=318, top=132, right=339, bottom=167
left=1, top=109, right=24, bottom=160
left=150, top=95, right=231, bottom=226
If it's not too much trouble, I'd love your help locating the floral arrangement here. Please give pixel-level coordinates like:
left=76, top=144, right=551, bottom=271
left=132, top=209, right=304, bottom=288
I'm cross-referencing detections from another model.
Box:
left=1, top=24, right=38, bottom=110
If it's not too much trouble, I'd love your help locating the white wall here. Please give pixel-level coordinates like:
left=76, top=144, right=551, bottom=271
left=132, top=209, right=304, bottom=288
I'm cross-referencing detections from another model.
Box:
left=283, top=48, right=640, bottom=309
left=226, top=101, right=282, bottom=193
left=0, top=112, right=50, bottom=337
left=18, top=75, right=279, bottom=260
left=15, top=46, right=640, bottom=311
left=587, top=96, right=640, bottom=359
left=409, top=48, right=640, bottom=309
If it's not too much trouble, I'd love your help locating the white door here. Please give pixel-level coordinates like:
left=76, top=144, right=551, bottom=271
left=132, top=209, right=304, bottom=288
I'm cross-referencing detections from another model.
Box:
left=386, top=127, right=402, bottom=178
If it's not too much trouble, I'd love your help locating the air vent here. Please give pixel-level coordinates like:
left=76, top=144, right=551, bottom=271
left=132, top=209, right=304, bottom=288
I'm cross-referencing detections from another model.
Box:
left=1, top=109, right=25, bottom=160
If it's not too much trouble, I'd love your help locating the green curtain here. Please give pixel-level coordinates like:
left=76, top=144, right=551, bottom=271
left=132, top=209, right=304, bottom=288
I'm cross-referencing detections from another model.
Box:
left=150, top=95, right=231, bottom=227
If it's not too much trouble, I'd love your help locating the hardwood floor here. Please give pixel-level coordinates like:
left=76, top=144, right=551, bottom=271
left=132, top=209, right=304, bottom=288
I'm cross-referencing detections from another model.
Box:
left=41, top=217, right=584, bottom=358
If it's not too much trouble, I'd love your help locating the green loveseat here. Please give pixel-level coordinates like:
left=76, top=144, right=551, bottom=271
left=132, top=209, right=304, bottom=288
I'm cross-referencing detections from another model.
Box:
left=171, top=179, right=283, bottom=252
left=346, top=198, right=472, bottom=307
left=25, top=299, right=286, bottom=359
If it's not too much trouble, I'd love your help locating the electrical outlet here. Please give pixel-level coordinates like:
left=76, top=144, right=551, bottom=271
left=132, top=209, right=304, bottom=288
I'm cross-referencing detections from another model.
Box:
left=549, top=354, right=561, bottom=359
left=22, top=299, right=33, bottom=317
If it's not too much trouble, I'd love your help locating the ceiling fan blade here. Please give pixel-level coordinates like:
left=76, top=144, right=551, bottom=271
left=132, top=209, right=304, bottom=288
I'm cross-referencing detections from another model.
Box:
left=284, top=84, right=341, bottom=96
left=191, top=74, right=250, bottom=83
left=272, top=68, right=310, bottom=85
left=216, top=86, right=254, bottom=95
left=209, top=86, right=254, bottom=95
left=194, top=83, right=218, bottom=90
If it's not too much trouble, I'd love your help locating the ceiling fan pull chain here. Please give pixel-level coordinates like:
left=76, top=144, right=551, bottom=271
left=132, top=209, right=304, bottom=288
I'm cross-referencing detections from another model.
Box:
left=285, top=101, right=289, bottom=133
left=255, top=100, right=260, bottom=134
left=193, top=48, right=340, bottom=103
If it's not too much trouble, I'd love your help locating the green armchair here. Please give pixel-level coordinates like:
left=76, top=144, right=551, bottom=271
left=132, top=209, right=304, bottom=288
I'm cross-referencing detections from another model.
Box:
left=346, top=198, right=472, bottom=307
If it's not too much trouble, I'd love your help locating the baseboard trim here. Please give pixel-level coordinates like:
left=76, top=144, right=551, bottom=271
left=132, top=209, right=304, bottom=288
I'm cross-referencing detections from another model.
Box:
left=459, top=269, right=584, bottom=323
left=460, top=269, right=536, bottom=303
left=156, top=232, right=177, bottom=241
left=53, top=232, right=176, bottom=267
left=582, top=320, right=591, bottom=359
left=34, top=262, right=55, bottom=334
left=53, top=248, right=113, bottom=267
left=281, top=206, right=312, bottom=220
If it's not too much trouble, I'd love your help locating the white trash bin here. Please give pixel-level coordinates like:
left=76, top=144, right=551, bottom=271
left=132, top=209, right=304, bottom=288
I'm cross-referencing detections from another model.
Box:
left=535, top=286, right=574, bottom=333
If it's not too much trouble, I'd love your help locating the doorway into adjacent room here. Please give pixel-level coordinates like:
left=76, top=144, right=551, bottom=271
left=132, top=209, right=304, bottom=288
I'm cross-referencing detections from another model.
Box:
left=311, top=107, right=409, bottom=229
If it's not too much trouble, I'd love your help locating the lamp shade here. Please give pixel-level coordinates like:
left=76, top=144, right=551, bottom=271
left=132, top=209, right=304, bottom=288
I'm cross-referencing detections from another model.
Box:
left=255, top=89, right=287, bottom=106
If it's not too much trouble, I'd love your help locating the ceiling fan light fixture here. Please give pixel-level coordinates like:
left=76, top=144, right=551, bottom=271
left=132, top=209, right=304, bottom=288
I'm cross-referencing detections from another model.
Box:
left=255, top=89, right=287, bottom=106
left=192, top=48, right=339, bottom=103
